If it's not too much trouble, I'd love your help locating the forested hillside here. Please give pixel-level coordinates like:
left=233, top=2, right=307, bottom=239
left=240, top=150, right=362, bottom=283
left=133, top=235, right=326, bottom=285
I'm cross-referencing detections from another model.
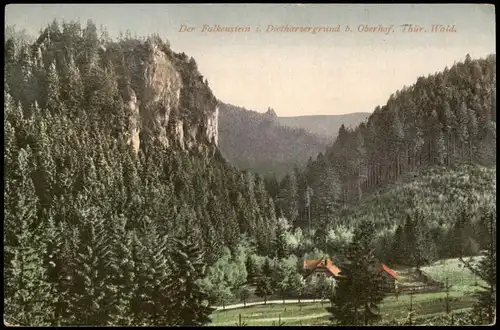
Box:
left=264, top=54, right=496, bottom=264
left=268, top=54, right=495, bottom=226
left=342, top=165, right=495, bottom=263
left=218, top=102, right=330, bottom=178
left=4, top=21, right=278, bottom=326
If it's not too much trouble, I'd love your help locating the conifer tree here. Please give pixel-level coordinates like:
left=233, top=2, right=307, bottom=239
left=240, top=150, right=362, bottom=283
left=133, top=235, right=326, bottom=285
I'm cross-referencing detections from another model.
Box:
left=68, top=203, right=113, bottom=325
left=255, top=276, right=273, bottom=304
left=390, top=225, right=405, bottom=265
left=245, top=255, right=258, bottom=285
left=460, top=210, right=496, bottom=325
left=326, top=221, right=386, bottom=325
left=167, top=229, right=215, bottom=326
left=107, top=214, right=136, bottom=325
left=4, top=147, right=54, bottom=326
left=273, top=220, right=289, bottom=259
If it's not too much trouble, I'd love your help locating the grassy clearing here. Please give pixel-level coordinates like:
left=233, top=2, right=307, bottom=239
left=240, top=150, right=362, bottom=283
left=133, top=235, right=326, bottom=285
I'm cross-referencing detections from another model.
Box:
left=210, top=292, right=475, bottom=326
left=421, top=257, right=484, bottom=293
left=209, top=258, right=481, bottom=326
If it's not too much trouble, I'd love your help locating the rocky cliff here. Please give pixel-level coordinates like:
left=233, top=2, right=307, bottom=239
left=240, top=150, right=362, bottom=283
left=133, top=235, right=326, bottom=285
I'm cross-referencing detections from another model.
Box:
left=110, top=37, right=219, bottom=153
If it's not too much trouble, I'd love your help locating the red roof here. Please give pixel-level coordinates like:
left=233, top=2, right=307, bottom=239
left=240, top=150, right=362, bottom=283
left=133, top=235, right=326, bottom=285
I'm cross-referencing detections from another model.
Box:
left=303, top=259, right=323, bottom=270
left=304, top=259, right=396, bottom=279
left=303, top=258, right=341, bottom=277
left=378, top=263, right=398, bottom=279
left=325, top=259, right=341, bottom=277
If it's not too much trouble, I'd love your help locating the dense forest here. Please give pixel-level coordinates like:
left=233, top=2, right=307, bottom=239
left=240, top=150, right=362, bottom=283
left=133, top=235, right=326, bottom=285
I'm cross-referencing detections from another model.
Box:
left=308, top=54, right=496, bottom=205
left=264, top=54, right=496, bottom=264
left=4, top=21, right=279, bottom=325
left=3, top=20, right=496, bottom=327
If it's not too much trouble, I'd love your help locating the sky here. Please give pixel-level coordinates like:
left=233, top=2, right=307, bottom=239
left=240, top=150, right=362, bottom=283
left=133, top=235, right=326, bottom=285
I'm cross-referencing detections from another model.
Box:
left=5, top=4, right=496, bottom=116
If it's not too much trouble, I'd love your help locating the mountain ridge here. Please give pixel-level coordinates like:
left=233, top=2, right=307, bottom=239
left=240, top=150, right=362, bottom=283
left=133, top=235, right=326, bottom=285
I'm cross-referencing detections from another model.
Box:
left=217, top=102, right=370, bottom=177
left=277, top=112, right=371, bottom=140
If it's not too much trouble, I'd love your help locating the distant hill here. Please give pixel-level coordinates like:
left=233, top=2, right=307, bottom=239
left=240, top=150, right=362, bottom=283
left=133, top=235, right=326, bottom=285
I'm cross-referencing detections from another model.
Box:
left=278, top=113, right=370, bottom=140
left=218, top=102, right=331, bottom=178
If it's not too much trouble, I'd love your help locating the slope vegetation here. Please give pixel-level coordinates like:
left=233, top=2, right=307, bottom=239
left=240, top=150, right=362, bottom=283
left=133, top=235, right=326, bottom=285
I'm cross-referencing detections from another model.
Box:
left=218, top=102, right=330, bottom=178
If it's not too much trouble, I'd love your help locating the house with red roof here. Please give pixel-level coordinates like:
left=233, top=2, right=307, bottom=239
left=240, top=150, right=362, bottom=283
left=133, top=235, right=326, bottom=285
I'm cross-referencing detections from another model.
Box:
left=302, top=257, right=342, bottom=282
left=302, top=257, right=398, bottom=292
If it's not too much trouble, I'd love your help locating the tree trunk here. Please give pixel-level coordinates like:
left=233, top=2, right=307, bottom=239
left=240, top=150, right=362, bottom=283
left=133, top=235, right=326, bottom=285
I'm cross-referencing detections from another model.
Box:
left=469, top=142, right=473, bottom=162
left=308, top=204, right=311, bottom=237
left=357, top=177, right=362, bottom=201
left=446, top=134, right=450, bottom=166
left=452, top=134, right=456, bottom=162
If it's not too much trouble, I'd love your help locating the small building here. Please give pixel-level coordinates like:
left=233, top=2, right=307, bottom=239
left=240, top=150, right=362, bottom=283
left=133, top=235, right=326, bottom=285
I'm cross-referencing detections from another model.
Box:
left=302, top=257, right=342, bottom=283
left=304, top=258, right=398, bottom=291
left=375, top=263, right=398, bottom=292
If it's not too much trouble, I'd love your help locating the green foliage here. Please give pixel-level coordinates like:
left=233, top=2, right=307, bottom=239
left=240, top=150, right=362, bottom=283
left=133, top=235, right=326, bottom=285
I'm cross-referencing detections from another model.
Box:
left=255, top=277, right=273, bottom=304
left=200, top=243, right=248, bottom=307
left=3, top=20, right=278, bottom=326
left=273, top=218, right=291, bottom=259
left=339, top=165, right=495, bottom=262
left=168, top=236, right=215, bottom=326
left=460, top=209, right=496, bottom=325
left=326, top=221, right=387, bottom=325
left=4, top=149, right=54, bottom=325
left=290, top=53, right=496, bottom=262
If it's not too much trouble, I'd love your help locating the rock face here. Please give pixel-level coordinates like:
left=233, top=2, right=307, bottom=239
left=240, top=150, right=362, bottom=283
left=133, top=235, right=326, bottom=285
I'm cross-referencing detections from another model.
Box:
left=121, top=39, right=218, bottom=153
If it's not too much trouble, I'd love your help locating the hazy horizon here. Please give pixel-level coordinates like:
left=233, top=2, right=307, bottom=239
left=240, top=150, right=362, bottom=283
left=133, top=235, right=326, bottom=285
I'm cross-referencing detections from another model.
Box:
left=5, top=4, right=496, bottom=116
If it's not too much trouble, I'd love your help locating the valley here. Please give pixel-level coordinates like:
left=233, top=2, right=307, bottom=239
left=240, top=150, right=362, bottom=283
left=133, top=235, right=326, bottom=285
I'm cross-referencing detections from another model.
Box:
left=218, top=103, right=370, bottom=178
left=4, top=4, right=495, bottom=327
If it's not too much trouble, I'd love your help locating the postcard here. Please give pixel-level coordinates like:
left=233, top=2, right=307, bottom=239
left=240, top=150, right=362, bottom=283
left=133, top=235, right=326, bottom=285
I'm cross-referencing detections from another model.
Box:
left=4, top=3, right=496, bottom=327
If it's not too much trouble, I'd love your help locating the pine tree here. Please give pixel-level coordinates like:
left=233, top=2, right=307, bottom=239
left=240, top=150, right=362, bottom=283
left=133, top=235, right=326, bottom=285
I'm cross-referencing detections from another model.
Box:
left=314, top=165, right=341, bottom=230
left=167, top=231, right=215, bottom=326
left=45, top=215, right=77, bottom=325
left=326, top=221, right=386, bottom=325
left=45, top=61, right=63, bottom=114
left=451, top=209, right=469, bottom=258
left=255, top=276, right=273, bottom=304
left=128, top=216, right=172, bottom=325
left=413, top=211, right=437, bottom=268
left=4, top=147, right=54, bottom=326
left=390, top=225, right=405, bottom=265
left=245, top=255, right=258, bottom=285
left=61, top=54, right=84, bottom=117
left=455, top=102, right=469, bottom=160
left=68, top=203, right=113, bottom=325
left=273, top=220, right=289, bottom=259
left=460, top=210, right=496, bottom=325
left=107, top=214, right=135, bottom=325
left=402, top=214, right=417, bottom=265
left=467, top=108, right=478, bottom=162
